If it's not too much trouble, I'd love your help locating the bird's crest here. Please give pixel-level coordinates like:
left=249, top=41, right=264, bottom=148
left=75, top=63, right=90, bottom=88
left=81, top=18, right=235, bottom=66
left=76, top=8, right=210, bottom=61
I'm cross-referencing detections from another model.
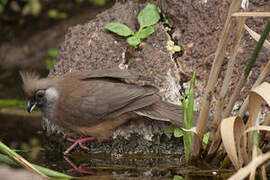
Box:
left=20, top=71, right=49, bottom=97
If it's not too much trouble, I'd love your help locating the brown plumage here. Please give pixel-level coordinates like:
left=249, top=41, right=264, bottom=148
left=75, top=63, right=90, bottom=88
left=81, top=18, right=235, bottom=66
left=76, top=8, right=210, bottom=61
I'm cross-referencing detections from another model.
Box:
left=20, top=68, right=183, bottom=141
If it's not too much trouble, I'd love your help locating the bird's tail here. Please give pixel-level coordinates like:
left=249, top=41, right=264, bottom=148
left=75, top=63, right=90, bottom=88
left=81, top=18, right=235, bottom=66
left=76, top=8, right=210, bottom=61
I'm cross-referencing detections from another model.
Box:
left=135, top=101, right=186, bottom=126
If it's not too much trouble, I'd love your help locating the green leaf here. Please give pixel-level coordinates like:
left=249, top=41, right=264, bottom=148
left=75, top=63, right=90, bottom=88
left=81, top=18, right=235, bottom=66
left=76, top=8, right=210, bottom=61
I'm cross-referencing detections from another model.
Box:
left=48, top=9, right=58, bottom=18
left=173, top=128, right=184, bottom=138
left=167, top=46, right=173, bottom=52
left=48, top=48, right=58, bottom=57
left=190, top=72, right=196, bottom=87
left=173, top=45, right=181, bottom=52
left=0, top=99, right=26, bottom=108
left=45, top=58, right=56, bottom=70
left=167, top=40, right=174, bottom=46
left=135, top=26, right=154, bottom=39
left=203, top=132, right=210, bottom=148
left=58, top=12, right=67, bottom=19
left=167, top=124, right=176, bottom=133
left=185, top=87, right=190, bottom=95
left=0, top=154, right=19, bottom=167
left=1, top=0, right=8, bottom=5
left=30, top=0, right=41, bottom=16
left=22, top=4, right=31, bottom=16
left=33, top=164, right=73, bottom=179
left=186, top=72, right=196, bottom=128
left=89, top=0, right=107, bottom=6
left=162, top=13, right=169, bottom=25
left=0, top=5, right=3, bottom=13
left=138, top=4, right=160, bottom=29
left=179, top=95, right=184, bottom=100
left=173, top=175, right=184, bottom=180
left=0, top=153, right=73, bottom=179
left=47, top=9, right=67, bottom=19
left=105, top=23, right=133, bottom=37
left=127, top=36, right=140, bottom=48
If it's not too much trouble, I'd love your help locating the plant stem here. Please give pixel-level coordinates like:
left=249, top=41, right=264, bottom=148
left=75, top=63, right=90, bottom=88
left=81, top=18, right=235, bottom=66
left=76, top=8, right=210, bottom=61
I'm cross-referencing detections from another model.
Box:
left=224, top=20, right=270, bottom=118
left=190, top=0, right=242, bottom=160
left=244, top=20, right=270, bottom=78
left=0, top=141, right=73, bottom=179
left=207, top=17, right=246, bottom=159
left=0, top=141, right=46, bottom=178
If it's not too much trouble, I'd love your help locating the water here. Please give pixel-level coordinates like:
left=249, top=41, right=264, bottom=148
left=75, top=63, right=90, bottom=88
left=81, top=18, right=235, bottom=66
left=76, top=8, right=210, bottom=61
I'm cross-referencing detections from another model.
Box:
left=0, top=111, right=233, bottom=179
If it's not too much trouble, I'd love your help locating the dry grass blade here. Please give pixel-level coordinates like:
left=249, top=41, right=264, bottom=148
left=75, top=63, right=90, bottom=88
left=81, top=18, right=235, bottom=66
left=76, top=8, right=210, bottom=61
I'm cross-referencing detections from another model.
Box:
left=224, top=20, right=270, bottom=119
left=232, top=12, right=270, bottom=17
left=244, top=24, right=270, bottom=50
left=220, top=116, right=245, bottom=168
left=239, top=60, right=270, bottom=118
left=243, top=125, right=270, bottom=180
left=248, top=82, right=270, bottom=128
left=228, top=152, right=270, bottom=180
left=192, top=0, right=242, bottom=159
left=246, top=82, right=270, bottom=157
left=245, top=125, right=270, bottom=133
left=207, top=17, right=246, bottom=158
left=0, top=142, right=46, bottom=178
left=259, top=149, right=268, bottom=180
left=263, top=112, right=270, bottom=126
left=14, top=157, right=47, bottom=178
left=223, top=73, right=246, bottom=118
left=249, top=77, right=270, bottom=105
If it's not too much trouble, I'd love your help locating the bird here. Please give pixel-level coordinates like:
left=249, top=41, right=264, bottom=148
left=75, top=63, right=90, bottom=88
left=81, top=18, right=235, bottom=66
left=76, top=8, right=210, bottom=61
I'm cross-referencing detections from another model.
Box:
left=20, top=68, right=184, bottom=154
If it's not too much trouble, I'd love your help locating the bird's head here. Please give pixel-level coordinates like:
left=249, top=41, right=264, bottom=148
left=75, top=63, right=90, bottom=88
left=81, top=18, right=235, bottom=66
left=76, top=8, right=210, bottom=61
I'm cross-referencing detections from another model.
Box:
left=20, top=72, right=59, bottom=113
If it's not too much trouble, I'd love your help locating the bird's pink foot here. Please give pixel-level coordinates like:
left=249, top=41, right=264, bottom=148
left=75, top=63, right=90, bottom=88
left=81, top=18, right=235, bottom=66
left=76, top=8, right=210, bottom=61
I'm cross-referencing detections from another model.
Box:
left=64, top=137, right=96, bottom=155
left=64, top=156, right=94, bottom=175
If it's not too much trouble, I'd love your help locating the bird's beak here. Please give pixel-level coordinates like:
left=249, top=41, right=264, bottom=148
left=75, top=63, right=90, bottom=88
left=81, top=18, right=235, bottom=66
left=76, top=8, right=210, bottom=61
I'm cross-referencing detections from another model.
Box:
left=27, top=100, right=37, bottom=113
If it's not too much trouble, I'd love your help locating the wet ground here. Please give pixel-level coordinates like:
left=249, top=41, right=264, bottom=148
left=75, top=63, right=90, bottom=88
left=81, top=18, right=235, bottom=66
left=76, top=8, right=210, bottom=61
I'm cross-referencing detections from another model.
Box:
left=0, top=111, right=233, bottom=179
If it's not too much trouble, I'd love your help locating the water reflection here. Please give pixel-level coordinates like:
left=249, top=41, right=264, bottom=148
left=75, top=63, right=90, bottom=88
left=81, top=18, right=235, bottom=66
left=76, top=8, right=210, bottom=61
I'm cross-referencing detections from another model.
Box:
left=0, top=112, right=232, bottom=179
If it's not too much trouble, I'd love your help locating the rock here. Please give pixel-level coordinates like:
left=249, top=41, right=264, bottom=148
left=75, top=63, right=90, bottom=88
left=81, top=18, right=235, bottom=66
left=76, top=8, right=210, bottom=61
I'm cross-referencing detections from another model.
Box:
left=50, top=1, right=182, bottom=148
left=52, top=1, right=181, bottom=104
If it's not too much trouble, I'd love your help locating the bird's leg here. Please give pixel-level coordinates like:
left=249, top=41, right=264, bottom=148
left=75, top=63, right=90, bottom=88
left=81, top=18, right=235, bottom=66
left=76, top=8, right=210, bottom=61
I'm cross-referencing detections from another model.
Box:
left=64, top=137, right=96, bottom=155
left=64, top=156, right=94, bottom=175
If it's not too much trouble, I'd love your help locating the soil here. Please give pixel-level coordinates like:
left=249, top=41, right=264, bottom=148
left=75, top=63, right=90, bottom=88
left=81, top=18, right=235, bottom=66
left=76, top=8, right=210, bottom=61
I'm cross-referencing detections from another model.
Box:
left=159, top=0, right=270, bottom=103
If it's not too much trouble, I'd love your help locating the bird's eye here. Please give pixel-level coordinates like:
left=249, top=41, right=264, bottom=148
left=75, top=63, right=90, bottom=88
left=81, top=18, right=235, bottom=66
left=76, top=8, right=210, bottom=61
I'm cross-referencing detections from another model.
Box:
left=36, top=90, right=45, bottom=99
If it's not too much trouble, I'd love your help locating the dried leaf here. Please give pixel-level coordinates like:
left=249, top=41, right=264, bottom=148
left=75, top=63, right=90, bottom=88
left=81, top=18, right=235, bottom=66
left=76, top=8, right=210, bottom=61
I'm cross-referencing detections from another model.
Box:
left=232, top=12, right=270, bottom=17
left=221, top=116, right=245, bottom=168
left=244, top=25, right=270, bottom=50
left=228, top=152, right=270, bottom=180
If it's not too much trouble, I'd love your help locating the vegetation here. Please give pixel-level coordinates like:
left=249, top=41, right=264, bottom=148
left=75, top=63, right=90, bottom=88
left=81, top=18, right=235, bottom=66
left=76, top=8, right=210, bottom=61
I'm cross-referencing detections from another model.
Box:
left=168, top=72, right=196, bottom=162
left=181, top=0, right=270, bottom=178
left=0, top=0, right=107, bottom=19
left=105, top=4, right=160, bottom=48
left=166, top=40, right=181, bottom=54
left=165, top=1, right=270, bottom=179
left=47, top=9, right=67, bottom=19
left=0, top=141, right=74, bottom=179
left=45, top=48, right=58, bottom=70
left=0, top=99, right=26, bottom=108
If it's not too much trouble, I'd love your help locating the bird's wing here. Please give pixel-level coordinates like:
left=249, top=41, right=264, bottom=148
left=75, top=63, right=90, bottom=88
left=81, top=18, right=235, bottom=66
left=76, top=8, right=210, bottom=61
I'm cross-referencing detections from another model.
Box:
left=65, top=68, right=139, bottom=81
left=55, top=77, right=159, bottom=127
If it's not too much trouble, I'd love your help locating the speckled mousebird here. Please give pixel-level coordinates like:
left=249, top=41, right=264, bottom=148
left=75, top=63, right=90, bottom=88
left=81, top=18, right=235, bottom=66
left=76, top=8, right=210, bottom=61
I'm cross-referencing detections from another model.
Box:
left=20, top=68, right=184, bottom=154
